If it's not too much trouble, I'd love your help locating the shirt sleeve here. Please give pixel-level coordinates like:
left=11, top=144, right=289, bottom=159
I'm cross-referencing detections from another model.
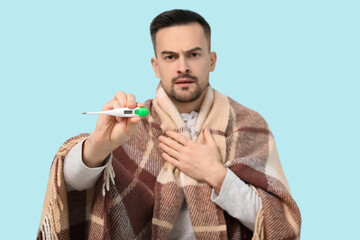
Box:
left=63, top=138, right=112, bottom=191
left=211, top=168, right=262, bottom=231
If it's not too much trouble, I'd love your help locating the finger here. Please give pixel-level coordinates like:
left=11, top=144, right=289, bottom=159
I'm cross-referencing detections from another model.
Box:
left=114, top=91, right=127, bottom=107
left=159, top=142, right=182, bottom=160
left=165, top=130, right=190, bottom=146
left=203, top=127, right=216, bottom=146
left=102, top=100, right=120, bottom=111
left=126, top=93, right=136, bottom=109
left=103, top=100, right=122, bottom=121
left=136, top=102, right=146, bottom=108
left=162, top=152, right=181, bottom=168
left=127, top=116, right=141, bottom=130
left=159, top=135, right=184, bottom=152
left=129, top=116, right=141, bottom=124
left=113, top=101, right=122, bottom=121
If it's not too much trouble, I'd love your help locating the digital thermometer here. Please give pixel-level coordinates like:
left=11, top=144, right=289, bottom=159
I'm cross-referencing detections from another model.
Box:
left=82, top=107, right=149, bottom=117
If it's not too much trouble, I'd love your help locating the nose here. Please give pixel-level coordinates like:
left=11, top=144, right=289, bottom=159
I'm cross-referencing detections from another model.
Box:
left=177, top=56, right=190, bottom=74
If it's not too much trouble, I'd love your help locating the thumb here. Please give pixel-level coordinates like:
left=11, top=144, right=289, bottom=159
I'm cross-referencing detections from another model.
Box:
left=203, top=127, right=216, bottom=146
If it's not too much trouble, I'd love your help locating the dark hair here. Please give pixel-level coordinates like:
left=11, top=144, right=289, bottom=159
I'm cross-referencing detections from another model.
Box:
left=150, top=9, right=211, bottom=53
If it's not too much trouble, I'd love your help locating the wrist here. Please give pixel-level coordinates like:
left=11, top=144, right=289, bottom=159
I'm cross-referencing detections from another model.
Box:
left=206, top=165, right=227, bottom=194
left=83, top=134, right=113, bottom=168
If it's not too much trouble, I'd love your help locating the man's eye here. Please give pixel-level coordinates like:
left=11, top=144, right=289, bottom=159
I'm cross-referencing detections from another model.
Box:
left=165, top=56, right=174, bottom=60
left=191, top=53, right=199, bottom=57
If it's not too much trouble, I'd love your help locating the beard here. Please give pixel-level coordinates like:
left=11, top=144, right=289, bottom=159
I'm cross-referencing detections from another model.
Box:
left=170, top=83, right=203, bottom=103
left=163, top=73, right=207, bottom=103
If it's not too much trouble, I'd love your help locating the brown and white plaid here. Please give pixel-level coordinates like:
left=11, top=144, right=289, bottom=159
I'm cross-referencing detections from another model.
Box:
left=37, top=85, right=301, bottom=239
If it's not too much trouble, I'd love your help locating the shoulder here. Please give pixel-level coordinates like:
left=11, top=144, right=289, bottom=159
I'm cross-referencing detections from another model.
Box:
left=226, top=96, right=269, bottom=130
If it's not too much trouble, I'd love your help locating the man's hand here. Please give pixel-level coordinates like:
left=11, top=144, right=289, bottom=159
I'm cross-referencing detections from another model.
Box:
left=158, top=127, right=227, bottom=193
left=83, top=91, right=145, bottom=168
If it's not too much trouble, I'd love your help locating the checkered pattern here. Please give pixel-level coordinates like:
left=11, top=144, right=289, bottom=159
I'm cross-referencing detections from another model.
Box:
left=37, top=85, right=301, bottom=240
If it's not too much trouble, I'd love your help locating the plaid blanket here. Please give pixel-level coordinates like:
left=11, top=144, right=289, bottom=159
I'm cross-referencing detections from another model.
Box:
left=37, top=85, right=301, bottom=239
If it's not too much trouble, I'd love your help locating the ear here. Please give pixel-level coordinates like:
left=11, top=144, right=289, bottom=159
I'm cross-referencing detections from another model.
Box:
left=151, top=57, right=160, bottom=78
left=209, top=51, right=217, bottom=72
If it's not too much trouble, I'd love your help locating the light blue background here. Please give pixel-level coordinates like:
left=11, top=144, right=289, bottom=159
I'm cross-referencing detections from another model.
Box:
left=1, top=1, right=359, bottom=239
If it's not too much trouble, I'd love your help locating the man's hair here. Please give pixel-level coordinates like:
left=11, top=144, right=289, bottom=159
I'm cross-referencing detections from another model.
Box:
left=150, top=9, right=211, bottom=54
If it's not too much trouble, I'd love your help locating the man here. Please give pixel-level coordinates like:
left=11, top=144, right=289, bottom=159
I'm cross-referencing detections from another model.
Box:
left=38, top=9, right=301, bottom=240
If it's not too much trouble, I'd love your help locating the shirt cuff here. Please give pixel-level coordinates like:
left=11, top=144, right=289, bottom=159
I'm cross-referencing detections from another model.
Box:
left=64, top=138, right=112, bottom=191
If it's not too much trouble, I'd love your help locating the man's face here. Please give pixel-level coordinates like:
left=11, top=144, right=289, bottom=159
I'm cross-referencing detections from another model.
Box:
left=151, top=23, right=217, bottom=103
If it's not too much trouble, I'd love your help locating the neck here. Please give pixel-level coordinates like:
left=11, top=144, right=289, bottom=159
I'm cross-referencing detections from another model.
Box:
left=172, top=88, right=208, bottom=114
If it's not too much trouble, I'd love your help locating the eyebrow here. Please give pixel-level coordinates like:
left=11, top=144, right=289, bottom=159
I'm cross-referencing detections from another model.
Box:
left=160, top=47, right=203, bottom=56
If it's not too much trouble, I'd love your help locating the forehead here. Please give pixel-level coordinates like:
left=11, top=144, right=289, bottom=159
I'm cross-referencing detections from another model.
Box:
left=155, top=23, right=208, bottom=54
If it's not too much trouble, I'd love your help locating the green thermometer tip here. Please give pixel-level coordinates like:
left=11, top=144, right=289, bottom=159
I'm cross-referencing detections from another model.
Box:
left=135, top=107, right=149, bottom=117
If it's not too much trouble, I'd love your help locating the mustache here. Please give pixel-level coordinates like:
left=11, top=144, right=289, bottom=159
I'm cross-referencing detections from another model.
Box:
left=172, top=74, right=198, bottom=84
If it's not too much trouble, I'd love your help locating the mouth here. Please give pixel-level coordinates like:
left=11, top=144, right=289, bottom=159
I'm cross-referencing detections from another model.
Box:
left=174, top=78, right=195, bottom=86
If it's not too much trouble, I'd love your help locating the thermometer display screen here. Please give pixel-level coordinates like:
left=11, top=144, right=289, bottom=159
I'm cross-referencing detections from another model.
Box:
left=124, top=110, right=133, bottom=114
